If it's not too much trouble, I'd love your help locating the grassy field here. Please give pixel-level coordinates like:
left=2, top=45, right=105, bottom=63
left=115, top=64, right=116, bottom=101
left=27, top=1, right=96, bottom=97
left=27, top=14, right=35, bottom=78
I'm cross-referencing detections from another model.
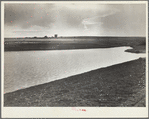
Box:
left=4, top=58, right=146, bottom=107
left=4, top=37, right=146, bottom=53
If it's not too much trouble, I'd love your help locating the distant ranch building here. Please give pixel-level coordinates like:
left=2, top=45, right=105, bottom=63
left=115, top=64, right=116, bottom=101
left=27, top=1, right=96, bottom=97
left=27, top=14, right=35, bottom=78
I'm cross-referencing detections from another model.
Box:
left=55, top=34, right=58, bottom=38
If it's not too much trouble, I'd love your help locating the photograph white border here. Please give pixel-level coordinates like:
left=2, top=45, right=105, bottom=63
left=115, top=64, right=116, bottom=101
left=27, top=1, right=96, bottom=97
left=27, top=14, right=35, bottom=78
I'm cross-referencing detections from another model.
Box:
left=1, top=1, right=148, bottom=118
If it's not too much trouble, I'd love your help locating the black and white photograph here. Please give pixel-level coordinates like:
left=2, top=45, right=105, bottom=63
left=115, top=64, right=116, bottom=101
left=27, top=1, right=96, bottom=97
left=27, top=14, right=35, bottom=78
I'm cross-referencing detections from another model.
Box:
left=1, top=1, right=148, bottom=118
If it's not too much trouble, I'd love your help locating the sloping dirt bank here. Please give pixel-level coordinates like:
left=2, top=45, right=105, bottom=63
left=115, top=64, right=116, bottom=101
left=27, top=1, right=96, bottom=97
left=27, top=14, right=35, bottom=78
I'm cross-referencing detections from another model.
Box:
left=4, top=58, right=146, bottom=107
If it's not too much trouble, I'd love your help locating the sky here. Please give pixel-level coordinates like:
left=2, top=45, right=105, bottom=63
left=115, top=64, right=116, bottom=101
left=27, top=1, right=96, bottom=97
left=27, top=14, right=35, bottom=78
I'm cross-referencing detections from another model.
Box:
left=4, top=3, right=146, bottom=37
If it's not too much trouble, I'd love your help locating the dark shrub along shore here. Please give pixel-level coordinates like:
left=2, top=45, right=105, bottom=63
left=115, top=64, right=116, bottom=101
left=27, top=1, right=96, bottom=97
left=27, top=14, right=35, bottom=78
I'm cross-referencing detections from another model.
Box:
left=4, top=58, right=146, bottom=107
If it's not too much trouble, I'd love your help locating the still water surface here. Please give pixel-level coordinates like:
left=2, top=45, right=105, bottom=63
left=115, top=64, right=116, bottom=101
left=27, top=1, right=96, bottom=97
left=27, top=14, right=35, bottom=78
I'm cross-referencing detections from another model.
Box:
left=4, top=47, right=145, bottom=93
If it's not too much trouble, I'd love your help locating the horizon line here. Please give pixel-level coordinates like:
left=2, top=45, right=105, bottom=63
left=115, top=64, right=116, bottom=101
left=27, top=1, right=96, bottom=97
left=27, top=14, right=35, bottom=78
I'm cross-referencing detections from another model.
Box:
left=4, top=36, right=146, bottom=38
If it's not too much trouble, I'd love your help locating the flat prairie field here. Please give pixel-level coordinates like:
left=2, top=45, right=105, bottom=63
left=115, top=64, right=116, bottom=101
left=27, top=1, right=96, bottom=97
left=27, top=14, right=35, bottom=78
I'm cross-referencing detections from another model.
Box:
left=4, top=37, right=146, bottom=53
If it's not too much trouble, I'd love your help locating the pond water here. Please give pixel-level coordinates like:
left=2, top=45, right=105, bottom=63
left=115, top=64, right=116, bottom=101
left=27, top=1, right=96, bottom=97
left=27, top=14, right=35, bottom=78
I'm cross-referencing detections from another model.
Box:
left=4, top=47, right=145, bottom=93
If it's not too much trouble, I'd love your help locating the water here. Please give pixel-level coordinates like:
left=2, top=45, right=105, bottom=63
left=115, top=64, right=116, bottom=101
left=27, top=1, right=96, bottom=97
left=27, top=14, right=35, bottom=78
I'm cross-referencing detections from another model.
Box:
left=4, top=47, right=145, bottom=93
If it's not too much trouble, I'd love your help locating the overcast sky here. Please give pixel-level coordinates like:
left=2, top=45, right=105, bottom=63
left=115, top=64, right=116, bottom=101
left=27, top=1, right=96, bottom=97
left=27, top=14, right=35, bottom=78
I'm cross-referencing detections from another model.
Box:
left=4, top=3, right=146, bottom=37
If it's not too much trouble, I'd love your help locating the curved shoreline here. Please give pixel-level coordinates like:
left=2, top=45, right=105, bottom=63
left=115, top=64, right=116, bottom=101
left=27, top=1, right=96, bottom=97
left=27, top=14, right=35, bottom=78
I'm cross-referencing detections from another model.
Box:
left=125, top=45, right=146, bottom=53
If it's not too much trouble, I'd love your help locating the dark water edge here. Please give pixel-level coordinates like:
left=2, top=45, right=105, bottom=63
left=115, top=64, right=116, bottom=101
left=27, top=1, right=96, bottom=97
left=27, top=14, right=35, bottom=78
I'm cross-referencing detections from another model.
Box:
left=4, top=58, right=146, bottom=107
left=4, top=37, right=146, bottom=53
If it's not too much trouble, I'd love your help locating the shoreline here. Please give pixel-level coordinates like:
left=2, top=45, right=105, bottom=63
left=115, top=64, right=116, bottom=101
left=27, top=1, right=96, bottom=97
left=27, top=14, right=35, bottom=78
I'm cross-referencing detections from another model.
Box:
left=4, top=46, right=146, bottom=54
left=4, top=58, right=146, bottom=107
